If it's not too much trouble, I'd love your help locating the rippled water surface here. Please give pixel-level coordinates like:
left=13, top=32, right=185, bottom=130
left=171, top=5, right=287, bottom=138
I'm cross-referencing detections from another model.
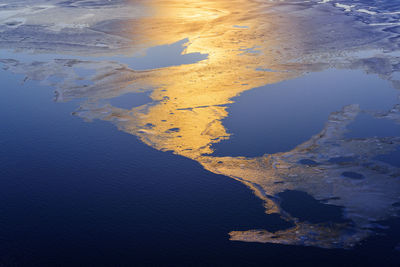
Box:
left=1, top=0, right=400, bottom=265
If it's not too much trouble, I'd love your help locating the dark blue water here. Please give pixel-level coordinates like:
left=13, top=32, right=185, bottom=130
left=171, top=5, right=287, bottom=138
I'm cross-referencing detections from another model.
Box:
left=1, top=69, right=400, bottom=266
left=375, top=147, right=400, bottom=168
left=345, top=113, right=400, bottom=139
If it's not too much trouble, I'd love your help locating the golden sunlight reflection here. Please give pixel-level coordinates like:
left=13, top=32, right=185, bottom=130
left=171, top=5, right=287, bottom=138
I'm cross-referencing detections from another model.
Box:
left=107, top=0, right=302, bottom=159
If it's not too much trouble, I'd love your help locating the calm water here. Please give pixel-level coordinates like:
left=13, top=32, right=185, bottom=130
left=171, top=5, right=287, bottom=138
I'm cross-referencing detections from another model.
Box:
left=1, top=0, right=400, bottom=266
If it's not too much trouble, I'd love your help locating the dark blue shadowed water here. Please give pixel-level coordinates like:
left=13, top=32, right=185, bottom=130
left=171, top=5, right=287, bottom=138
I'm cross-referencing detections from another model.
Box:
left=0, top=71, right=400, bottom=266
left=1, top=70, right=400, bottom=266
left=0, top=69, right=280, bottom=266
left=278, top=190, right=348, bottom=224
left=0, top=69, right=275, bottom=265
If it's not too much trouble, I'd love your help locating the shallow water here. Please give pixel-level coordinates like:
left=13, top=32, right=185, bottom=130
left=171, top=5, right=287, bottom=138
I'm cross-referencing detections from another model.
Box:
left=1, top=0, right=400, bottom=265
left=212, top=69, right=399, bottom=156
